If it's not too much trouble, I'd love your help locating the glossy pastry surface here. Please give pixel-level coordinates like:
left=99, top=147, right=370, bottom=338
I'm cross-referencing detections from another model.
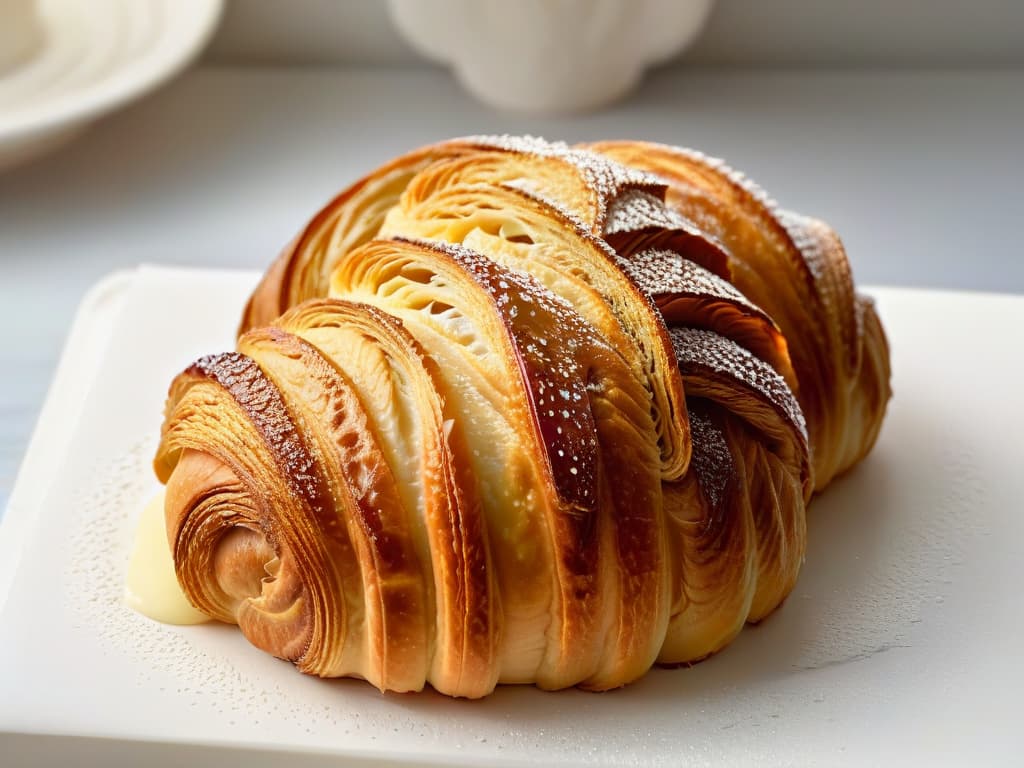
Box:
left=153, top=135, right=891, bottom=697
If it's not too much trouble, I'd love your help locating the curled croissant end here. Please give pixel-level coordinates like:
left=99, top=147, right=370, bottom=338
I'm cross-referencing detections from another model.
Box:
left=161, top=238, right=670, bottom=695
left=158, top=135, right=891, bottom=696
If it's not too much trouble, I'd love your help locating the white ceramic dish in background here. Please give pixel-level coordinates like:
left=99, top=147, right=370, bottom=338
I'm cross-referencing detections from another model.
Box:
left=388, top=0, right=716, bottom=113
left=1, top=266, right=1021, bottom=766
left=0, top=0, right=44, bottom=75
left=0, top=0, right=222, bottom=171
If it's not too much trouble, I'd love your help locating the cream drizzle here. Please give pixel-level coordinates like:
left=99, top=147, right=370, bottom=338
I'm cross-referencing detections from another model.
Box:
left=124, top=490, right=210, bottom=625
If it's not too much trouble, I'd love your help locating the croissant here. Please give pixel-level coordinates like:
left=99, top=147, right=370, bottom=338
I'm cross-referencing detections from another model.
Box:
left=154, top=136, right=890, bottom=697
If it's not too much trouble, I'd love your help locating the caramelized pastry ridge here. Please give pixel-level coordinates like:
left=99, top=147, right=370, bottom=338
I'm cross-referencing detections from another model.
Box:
left=157, top=135, right=891, bottom=696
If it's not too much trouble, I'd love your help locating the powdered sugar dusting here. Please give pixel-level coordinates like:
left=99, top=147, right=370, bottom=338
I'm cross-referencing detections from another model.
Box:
left=669, top=327, right=807, bottom=442
left=616, top=248, right=762, bottom=317
left=496, top=182, right=629, bottom=269
left=687, top=406, right=732, bottom=510
left=669, top=145, right=780, bottom=215
left=394, top=236, right=601, bottom=512
left=604, top=188, right=732, bottom=266
left=776, top=209, right=862, bottom=372
left=604, top=189, right=681, bottom=235
left=777, top=210, right=827, bottom=286
left=189, top=352, right=329, bottom=513
left=464, top=134, right=665, bottom=228
left=600, top=192, right=730, bottom=278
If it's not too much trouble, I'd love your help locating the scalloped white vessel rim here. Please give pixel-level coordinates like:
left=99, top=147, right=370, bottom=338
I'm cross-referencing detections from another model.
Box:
left=1, top=266, right=1021, bottom=766
left=0, top=0, right=222, bottom=170
left=387, top=0, right=716, bottom=113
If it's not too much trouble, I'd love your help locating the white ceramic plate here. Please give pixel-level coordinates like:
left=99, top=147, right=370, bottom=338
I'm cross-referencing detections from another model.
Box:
left=1, top=266, right=1021, bottom=767
left=0, top=0, right=222, bottom=170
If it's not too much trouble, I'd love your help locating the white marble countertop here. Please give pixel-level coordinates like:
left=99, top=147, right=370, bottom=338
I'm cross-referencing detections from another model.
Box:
left=1, top=66, right=1022, bottom=515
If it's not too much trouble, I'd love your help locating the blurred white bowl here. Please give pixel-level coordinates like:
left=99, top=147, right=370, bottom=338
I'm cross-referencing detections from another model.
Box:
left=388, top=0, right=716, bottom=113
left=0, top=0, right=222, bottom=171
left=0, top=0, right=44, bottom=76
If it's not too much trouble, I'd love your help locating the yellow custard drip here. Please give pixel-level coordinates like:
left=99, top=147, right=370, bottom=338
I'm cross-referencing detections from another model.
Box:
left=124, top=490, right=210, bottom=625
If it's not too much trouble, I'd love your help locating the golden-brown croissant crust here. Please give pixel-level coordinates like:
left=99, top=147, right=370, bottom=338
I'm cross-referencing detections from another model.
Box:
left=156, top=135, right=890, bottom=697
